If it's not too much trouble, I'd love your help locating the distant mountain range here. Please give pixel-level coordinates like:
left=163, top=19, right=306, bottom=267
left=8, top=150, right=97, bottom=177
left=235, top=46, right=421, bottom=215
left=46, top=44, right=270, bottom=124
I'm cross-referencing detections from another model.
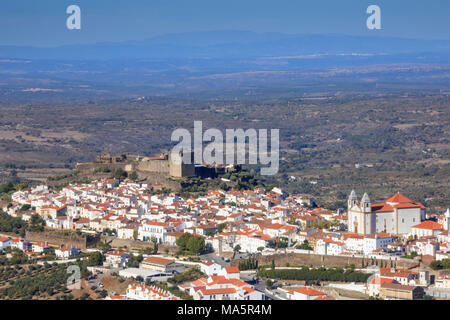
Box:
left=1, top=30, right=450, bottom=60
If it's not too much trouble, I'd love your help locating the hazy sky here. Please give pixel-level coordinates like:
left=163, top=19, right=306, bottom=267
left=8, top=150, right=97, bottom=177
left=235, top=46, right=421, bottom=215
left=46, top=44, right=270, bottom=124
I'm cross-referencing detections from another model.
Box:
left=1, top=0, right=449, bottom=46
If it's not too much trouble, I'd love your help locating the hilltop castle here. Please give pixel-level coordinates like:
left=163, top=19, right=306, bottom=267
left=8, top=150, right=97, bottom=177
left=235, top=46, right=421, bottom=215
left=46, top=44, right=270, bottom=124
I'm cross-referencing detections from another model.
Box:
left=91, top=151, right=241, bottom=179
left=95, top=151, right=195, bottom=178
left=347, top=191, right=426, bottom=235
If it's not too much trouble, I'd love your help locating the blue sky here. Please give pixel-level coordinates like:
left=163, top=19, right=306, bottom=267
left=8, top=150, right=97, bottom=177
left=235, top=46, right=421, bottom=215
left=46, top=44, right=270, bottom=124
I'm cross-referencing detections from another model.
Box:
left=1, top=0, right=449, bottom=46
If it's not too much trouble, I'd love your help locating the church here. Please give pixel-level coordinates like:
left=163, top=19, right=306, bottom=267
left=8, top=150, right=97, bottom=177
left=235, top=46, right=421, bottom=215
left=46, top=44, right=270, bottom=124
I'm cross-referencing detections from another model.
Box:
left=347, top=191, right=426, bottom=235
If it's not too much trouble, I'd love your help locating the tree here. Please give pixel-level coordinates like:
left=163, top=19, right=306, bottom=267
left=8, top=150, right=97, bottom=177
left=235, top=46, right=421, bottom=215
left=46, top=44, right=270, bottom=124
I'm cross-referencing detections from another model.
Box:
left=111, top=168, right=127, bottom=179
left=265, top=279, right=273, bottom=289
left=176, top=233, right=192, bottom=251
left=28, top=214, right=44, bottom=232
left=296, top=240, right=312, bottom=250
left=79, top=292, right=90, bottom=300
left=217, top=223, right=227, bottom=233
left=151, top=236, right=158, bottom=253
left=233, top=245, right=241, bottom=253
left=88, top=252, right=104, bottom=266
left=20, top=204, right=31, bottom=211
left=271, top=260, right=275, bottom=270
left=133, top=230, right=138, bottom=241
left=176, top=233, right=205, bottom=255
left=128, top=171, right=139, bottom=181
left=187, top=236, right=205, bottom=255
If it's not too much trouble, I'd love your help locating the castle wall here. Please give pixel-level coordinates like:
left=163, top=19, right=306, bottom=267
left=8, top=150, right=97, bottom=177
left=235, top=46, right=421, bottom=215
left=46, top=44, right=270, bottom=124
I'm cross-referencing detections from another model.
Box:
left=231, top=252, right=418, bottom=269
left=137, top=160, right=169, bottom=174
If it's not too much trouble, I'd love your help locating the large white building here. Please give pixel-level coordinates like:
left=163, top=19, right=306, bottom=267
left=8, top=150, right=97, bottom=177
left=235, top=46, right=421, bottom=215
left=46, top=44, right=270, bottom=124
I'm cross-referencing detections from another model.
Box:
left=411, top=221, right=443, bottom=238
left=138, top=221, right=174, bottom=243
left=363, top=233, right=398, bottom=255
left=347, top=191, right=425, bottom=235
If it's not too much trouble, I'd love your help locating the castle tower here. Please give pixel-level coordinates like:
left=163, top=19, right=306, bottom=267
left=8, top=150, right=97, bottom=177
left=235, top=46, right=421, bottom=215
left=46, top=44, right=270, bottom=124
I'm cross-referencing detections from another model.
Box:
left=348, top=190, right=358, bottom=209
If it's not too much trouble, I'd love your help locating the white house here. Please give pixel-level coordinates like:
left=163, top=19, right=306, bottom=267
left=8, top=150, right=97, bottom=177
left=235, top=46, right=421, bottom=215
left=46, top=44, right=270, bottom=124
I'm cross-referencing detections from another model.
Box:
left=0, top=237, right=11, bottom=250
left=411, top=221, right=443, bottom=238
left=368, top=277, right=395, bottom=297
left=200, top=261, right=222, bottom=276
left=286, top=287, right=329, bottom=300
left=10, top=238, right=31, bottom=251
left=138, top=221, right=174, bottom=243
left=140, top=256, right=184, bottom=274
left=435, top=275, right=450, bottom=289
left=219, top=266, right=240, bottom=279
left=238, top=232, right=275, bottom=253
left=55, top=245, right=80, bottom=259
left=363, top=233, right=398, bottom=255
left=315, top=239, right=344, bottom=255
left=104, top=251, right=130, bottom=268
left=32, top=241, right=49, bottom=253
left=190, top=275, right=264, bottom=300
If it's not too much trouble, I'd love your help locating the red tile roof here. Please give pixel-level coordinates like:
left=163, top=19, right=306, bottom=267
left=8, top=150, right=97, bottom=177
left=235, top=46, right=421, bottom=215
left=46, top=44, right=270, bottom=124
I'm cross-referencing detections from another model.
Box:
left=142, top=256, right=174, bottom=266
left=371, top=203, right=394, bottom=213
left=290, top=287, right=327, bottom=296
left=314, top=296, right=335, bottom=300
left=224, top=266, right=240, bottom=274
left=412, top=221, right=443, bottom=230
left=387, top=193, right=413, bottom=203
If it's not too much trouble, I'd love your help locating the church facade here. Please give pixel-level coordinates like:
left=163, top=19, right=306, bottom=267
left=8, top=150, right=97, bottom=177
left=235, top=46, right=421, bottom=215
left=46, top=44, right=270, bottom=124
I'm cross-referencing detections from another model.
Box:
left=347, top=191, right=426, bottom=235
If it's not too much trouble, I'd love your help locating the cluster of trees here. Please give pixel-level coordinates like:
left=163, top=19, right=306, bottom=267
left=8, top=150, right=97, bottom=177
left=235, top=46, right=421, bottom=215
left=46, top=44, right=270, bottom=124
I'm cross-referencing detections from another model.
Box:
left=258, top=266, right=371, bottom=283
left=28, top=214, right=44, bottom=232
left=310, top=220, right=341, bottom=230
left=404, top=251, right=418, bottom=259
left=238, top=257, right=258, bottom=271
left=128, top=254, right=144, bottom=268
left=0, top=263, right=71, bottom=300
left=0, top=181, right=28, bottom=201
left=267, top=237, right=289, bottom=249
left=87, top=251, right=105, bottom=266
left=96, top=241, right=112, bottom=253
left=109, top=168, right=128, bottom=179
left=153, top=188, right=173, bottom=195
left=232, top=170, right=264, bottom=191
left=0, top=210, right=27, bottom=236
left=128, top=171, right=139, bottom=181
left=168, top=268, right=205, bottom=285
left=175, top=233, right=205, bottom=255
left=430, top=259, right=450, bottom=270
left=0, top=250, right=29, bottom=265
left=360, top=258, right=394, bottom=268
left=151, top=279, right=193, bottom=300
left=217, top=223, right=227, bottom=234
left=181, top=178, right=229, bottom=194
left=47, top=171, right=79, bottom=182
left=296, top=240, right=313, bottom=250
left=93, top=166, right=111, bottom=173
